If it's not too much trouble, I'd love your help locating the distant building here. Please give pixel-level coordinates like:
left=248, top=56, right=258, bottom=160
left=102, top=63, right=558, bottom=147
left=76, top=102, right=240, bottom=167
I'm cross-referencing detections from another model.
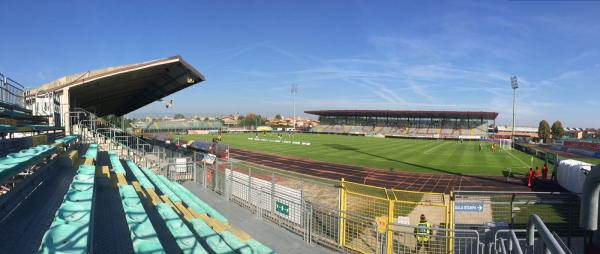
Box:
left=495, top=125, right=538, bottom=139
left=266, top=116, right=318, bottom=128
left=220, top=115, right=239, bottom=126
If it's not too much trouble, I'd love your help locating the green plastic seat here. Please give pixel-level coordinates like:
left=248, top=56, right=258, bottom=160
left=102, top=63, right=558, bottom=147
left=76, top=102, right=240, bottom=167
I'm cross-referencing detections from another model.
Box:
left=123, top=198, right=142, bottom=208
left=65, top=190, right=93, bottom=203
left=39, top=223, right=88, bottom=254
left=5, top=155, right=30, bottom=163
left=120, top=185, right=139, bottom=199
left=219, top=231, right=253, bottom=254
left=172, top=182, right=228, bottom=224
left=110, top=155, right=126, bottom=174
left=77, top=165, right=96, bottom=175
left=133, top=240, right=165, bottom=254
left=154, top=203, right=208, bottom=254
left=131, top=220, right=160, bottom=240
left=70, top=180, right=94, bottom=192
left=125, top=207, right=149, bottom=224
left=190, top=219, right=235, bottom=254
left=74, top=174, right=94, bottom=182
left=56, top=203, right=91, bottom=223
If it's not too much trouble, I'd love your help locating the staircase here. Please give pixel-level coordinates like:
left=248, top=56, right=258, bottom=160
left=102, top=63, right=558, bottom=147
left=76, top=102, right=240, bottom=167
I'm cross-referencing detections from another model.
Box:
left=68, top=108, right=164, bottom=173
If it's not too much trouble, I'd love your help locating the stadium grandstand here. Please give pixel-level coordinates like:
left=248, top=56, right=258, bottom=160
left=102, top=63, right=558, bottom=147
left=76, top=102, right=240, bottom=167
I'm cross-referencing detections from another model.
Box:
left=133, top=119, right=224, bottom=134
left=306, top=109, right=496, bottom=139
left=2, top=57, right=600, bottom=254
left=0, top=57, right=283, bottom=254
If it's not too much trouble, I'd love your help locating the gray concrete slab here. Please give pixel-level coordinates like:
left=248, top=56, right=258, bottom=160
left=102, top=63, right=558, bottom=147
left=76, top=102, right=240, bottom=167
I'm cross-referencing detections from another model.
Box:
left=181, top=182, right=338, bottom=254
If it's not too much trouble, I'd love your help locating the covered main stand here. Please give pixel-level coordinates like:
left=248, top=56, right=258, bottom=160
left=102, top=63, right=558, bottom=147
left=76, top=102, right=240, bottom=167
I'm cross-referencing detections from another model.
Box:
left=25, top=55, right=205, bottom=132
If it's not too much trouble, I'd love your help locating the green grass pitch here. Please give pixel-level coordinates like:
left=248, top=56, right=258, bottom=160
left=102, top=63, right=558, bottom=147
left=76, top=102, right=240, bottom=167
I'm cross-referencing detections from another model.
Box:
left=176, top=132, right=546, bottom=176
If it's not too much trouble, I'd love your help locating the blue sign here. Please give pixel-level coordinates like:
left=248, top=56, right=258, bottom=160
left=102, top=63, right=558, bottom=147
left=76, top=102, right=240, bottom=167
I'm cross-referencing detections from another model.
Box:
left=455, top=202, right=484, bottom=212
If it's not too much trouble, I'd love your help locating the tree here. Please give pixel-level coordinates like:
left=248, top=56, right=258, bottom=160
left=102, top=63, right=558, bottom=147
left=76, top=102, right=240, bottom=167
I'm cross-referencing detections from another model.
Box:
left=174, top=113, right=185, bottom=119
left=238, top=113, right=266, bottom=127
left=538, top=120, right=551, bottom=142
left=551, top=120, right=565, bottom=139
left=275, top=114, right=283, bottom=120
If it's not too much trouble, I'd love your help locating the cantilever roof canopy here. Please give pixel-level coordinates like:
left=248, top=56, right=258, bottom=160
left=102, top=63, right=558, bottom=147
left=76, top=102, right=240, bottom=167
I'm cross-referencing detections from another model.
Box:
left=28, top=56, right=205, bottom=116
left=305, top=110, right=498, bottom=120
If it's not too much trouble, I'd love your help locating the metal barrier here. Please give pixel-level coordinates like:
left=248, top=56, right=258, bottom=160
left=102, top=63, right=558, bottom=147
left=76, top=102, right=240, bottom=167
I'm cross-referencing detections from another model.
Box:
left=387, top=222, right=482, bottom=254
left=492, top=216, right=572, bottom=254
left=342, top=179, right=450, bottom=253
left=452, top=191, right=580, bottom=236
left=0, top=74, right=26, bottom=108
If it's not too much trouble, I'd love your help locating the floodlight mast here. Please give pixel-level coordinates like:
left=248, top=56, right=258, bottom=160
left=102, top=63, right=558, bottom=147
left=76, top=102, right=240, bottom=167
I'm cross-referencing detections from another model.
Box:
left=511, top=76, right=519, bottom=147
left=291, top=84, right=298, bottom=130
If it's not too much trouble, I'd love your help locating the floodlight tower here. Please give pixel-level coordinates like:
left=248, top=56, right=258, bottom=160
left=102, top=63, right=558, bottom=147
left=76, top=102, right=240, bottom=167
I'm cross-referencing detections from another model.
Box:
left=291, top=84, right=298, bottom=130
left=511, top=76, right=519, bottom=147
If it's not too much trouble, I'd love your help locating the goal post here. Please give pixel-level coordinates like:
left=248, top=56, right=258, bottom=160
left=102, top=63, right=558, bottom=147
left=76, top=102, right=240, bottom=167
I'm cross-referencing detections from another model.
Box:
left=499, top=139, right=512, bottom=150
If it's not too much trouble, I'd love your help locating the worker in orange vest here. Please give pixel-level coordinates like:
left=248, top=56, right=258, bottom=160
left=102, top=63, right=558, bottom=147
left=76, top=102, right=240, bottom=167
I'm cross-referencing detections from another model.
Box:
left=527, top=168, right=534, bottom=188
left=535, top=166, right=541, bottom=178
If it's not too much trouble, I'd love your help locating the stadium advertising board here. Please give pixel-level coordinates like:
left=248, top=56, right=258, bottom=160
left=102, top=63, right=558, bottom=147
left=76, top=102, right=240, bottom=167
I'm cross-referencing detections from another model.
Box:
left=564, top=141, right=600, bottom=151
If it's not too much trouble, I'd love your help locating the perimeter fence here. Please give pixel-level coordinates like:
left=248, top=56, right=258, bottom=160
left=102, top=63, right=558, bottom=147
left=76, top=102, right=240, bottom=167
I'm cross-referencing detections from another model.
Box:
left=154, top=153, right=583, bottom=254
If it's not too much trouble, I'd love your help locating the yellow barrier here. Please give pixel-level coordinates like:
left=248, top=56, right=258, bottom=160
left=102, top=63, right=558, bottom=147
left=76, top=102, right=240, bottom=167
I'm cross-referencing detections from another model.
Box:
left=32, top=135, right=48, bottom=146
left=0, top=118, right=17, bottom=126
left=339, top=178, right=449, bottom=254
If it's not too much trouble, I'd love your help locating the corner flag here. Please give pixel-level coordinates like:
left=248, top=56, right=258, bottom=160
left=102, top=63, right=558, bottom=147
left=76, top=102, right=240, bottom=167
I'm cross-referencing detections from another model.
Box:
left=531, top=156, right=534, bottom=167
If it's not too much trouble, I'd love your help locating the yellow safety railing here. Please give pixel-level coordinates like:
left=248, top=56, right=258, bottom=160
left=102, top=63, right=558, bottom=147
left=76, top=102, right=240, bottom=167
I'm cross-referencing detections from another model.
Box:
left=339, top=178, right=450, bottom=254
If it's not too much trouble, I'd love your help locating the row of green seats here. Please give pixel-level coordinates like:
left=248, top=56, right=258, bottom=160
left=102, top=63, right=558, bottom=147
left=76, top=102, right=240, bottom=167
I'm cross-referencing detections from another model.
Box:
left=83, top=144, right=98, bottom=160
left=108, top=151, right=125, bottom=174
left=139, top=168, right=236, bottom=254
left=38, top=148, right=96, bottom=253
left=124, top=160, right=155, bottom=190
left=167, top=180, right=228, bottom=224
left=124, top=160, right=207, bottom=254
left=54, top=135, right=78, bottom=145
left=140, top=168, right=274, bottom=254
left=0, top=124, right=16, bottom=133
left=168, top=182, right=274, bottom=254
left=0, top=144, right=55, bottom=183
left=140, top=167, right=182, bottom=203
left=112, top=157, right=165, bottom=253
left=22, top=124, right=57, bottom=131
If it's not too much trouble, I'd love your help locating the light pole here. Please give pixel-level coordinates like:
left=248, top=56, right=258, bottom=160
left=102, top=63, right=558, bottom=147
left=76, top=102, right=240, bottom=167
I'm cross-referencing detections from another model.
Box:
left=291, top=84, right=298, bottom=130
left=511, top=76, right=519, bottom=147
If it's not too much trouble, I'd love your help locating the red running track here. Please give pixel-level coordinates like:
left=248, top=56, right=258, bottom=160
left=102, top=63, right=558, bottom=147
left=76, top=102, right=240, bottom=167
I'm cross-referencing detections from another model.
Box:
left=230, top=148, right=563, bottom=193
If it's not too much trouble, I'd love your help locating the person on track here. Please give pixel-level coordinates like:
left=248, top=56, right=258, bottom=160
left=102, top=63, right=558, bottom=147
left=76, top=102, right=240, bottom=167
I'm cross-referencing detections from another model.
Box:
left=542, top=163, right=549, bottom=180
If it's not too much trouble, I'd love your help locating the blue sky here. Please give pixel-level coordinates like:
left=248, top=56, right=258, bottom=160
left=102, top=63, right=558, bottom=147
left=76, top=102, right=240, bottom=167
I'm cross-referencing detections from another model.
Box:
left=1, top=1, right=599, bottom=127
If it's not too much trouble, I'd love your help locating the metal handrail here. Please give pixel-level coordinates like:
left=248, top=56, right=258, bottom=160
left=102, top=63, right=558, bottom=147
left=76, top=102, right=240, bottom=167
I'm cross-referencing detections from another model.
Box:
left=494, top=215, right=569, bottom=254
left=527, top=214, right=566, bottom=254
left=0, top=73, right=26, bottom=108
